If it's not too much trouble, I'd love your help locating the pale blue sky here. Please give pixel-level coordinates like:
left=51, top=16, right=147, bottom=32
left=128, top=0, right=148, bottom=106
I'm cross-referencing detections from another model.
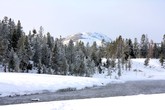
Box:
left=0, top=0, right=165, bottom=42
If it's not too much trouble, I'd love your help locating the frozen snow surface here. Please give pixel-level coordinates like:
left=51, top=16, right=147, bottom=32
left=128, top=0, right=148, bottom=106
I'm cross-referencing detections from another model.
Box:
left=0, top=94, right=165, bottom=110
left=0, top=59, right=165, bottom=98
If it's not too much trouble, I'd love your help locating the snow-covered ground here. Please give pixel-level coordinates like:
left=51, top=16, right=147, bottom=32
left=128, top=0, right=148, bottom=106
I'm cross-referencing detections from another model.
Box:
left=0, top=94, right=165, bottom=110
left=0, top=59, right=165, bottom=97
left=0, top=73, right=117, bottom=97
left=95, top=58, right=165, bottom=81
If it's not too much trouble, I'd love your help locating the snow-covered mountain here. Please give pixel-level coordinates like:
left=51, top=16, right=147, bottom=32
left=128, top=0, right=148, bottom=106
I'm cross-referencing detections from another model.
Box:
left=63, top=32, right=112, bottom=46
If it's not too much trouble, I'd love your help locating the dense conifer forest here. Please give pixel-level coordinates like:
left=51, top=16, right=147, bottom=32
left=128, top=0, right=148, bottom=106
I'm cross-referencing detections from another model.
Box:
left=0, top=17, right=165, bottom=76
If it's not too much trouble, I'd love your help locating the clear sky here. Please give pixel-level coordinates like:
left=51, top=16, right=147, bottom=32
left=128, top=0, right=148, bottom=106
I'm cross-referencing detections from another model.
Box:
left=0, top=0, right=165, bottom=42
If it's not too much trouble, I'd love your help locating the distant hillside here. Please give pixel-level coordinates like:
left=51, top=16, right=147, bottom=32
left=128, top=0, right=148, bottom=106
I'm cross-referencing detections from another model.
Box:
left=62, top=32, right=112, bottom=46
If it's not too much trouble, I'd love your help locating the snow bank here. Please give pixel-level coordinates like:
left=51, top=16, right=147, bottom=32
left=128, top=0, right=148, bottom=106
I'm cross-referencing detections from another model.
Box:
left=0, top=73, right=118, bottom=97
left=0, top=94, right=165, bottom=110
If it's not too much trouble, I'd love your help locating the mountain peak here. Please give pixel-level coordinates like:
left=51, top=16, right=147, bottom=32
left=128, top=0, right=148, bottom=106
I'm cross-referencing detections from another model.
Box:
left=63, top=32, right=112, bottom=46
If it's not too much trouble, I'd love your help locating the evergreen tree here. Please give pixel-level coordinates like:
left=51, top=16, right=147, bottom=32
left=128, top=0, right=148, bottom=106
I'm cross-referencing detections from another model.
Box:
left=117, top=58, right=121, bottom=77
left=8, top=48, right=19, bottom=72
left=148, top=40, right=154, bottom=58
left=8, top=18, right=15, bottom=50
left=90, top=41, right=102, bottom=67
left=85, top=42, right=90, bottom=57
left=159, top=36, right=165, bottom=66
left=48, top=67, right=53, bottom=74
left=16, top=20, right=23, bottom=39
left=41, top=43, right=51, bottom=67
left=73, top=47, right=85, bottom=76
left=38, top=26, right=44, bottom=38
left=153, top=43, right=159, bottom=59
left=51, top=41, right=59, bottom=74
left=140, top=34, right=148, bottom=58
left=159, top=53, right=164, bottom=66
left=128, top=39, right=135, bottom=58
left=24, top=36, right=33, bottom=59
left=161, top=36, right=165, bottom=57
left=116, top=36, right=124, bottom=58
left=0, top=17, right=10, bottom=39
left=105, top=59, right=111, bottom=68
left=11, top=20, right=23, bottom=52
left=133, top=38, right=140, bottom=58
left=46, top=32, right=54, bottom=51
left=11, top=29, right=18, bottom=52
left=117, top=36, right=123, bottom=77
left=66, top=40, right=75, bottom=65
left=121, top=56, right=125, bottom=70
left=128, top=56, right=131, bottom=71
left=91, top=51, right=98, bottom=66
left=32, top=37, right=42, bottom=67
left=84, top=57, right=95, bottom=77
left=42, top=65, right=47, bottom=74
left=144, top=57, right=150, bottom=66
left=16, top=35, right=32, bottom=72
left=17, top=35, right=26, bottom=72
left=0, top=36, right=8, bottom=62
left=37, top=59, right=42, bottom=74
left=111, top=56, right=116, bottom=68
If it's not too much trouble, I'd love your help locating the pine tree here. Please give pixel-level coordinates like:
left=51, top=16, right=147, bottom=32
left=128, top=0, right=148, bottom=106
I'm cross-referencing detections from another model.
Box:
left=144, top=57, right=150, bottom=66
left=0, top=36, right=8, bottom=62
left=38, top=26, right=44, bottom=38
left=117, top=58, right=121, bottom=77
left=161, top=36, right=165, bottom=58
left=41, top=43, right=51, bottom=67
left=90, top=41, right=99, bottom=66
left=16, top=20, right=23, bottom=39
left=117, top=36, right=123, bottom=77
left=11, top=29, right=18, bottom=52
left=48, top=67, right=53, bottom=74
left=73, top=48, right=85, bottom=76
left=17, top=36, right=33, bottom=72
left=24, top=36, right=33, bottom=59
left=51, top=41, right=59, bottom=74
left=140, top=34, right=148, bottom=58
left=1, top=17, right=10, bottom=39
left=61, top=58, right=69, bottom=75
left=46, top=32, right=54, bottom=51
left=128, top=56, right=131, bottom=71
left=51, top=38, right=68, bottom=75
left=8, top=48, right=19, bottom=72
left=133, top=38, right=140, bottom=58
left=17, top=35, right=26, bottom=72
left=121, top=56, right=125, bottom=70
left=91, top=51, right=98, bottom=66
left=153, top=43, right=159, bottom=59
left=105, top=59, right=111, bottom=68
left=148, top=40, right=154, bottom=58
left=11, top=20, right=23, bottom=52
left=111, top=56, right=116, bottom=68
left=84, top=57, right=95, bottom=77
left=42, top=65, right=47, bottom=74
left=32, top=38, right=42, bottom=67
left=8, top=18, right=15, bottom=47
left=37, top=59, right=42, bottom=74
left=159, top=53, right=164, bottom=66
left=66, top=40, right=75, bottom=65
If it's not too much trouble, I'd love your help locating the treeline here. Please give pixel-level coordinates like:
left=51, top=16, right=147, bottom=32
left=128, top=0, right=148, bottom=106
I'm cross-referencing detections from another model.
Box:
left=0, top=17, right=165, bottom=77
